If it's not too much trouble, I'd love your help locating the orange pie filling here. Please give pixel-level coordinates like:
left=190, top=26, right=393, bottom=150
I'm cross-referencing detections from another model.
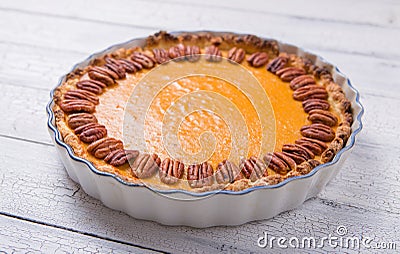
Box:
left=53, top=32, right=352, bottom=192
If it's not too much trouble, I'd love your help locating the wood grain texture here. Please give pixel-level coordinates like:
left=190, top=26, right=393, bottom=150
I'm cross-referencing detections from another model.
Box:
left=0, top=42, right=86, bottom=90
left=0, top=9, right=153, bottom=55
left=3, top=0, right=400, bottom=29
left=0, top=214, right=158, bottom=253
left=0, top=1, right=399, bottom=59
left=160, top=0, right=400, bottom=28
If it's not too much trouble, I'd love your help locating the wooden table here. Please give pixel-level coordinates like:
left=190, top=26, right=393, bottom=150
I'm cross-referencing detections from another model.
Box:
left=0, top=0, right=399, bottom=253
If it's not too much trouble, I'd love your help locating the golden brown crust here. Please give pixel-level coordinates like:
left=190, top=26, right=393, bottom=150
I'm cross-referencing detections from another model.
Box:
left=146, top=31, right=279, bottom=59
left=52, top=31, right=352, bottom=192
left=295, top=159, right=321, bottom=175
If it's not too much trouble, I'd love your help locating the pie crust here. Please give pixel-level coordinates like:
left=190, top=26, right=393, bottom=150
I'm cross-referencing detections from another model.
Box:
left=52, top=31, right=353, bottom=192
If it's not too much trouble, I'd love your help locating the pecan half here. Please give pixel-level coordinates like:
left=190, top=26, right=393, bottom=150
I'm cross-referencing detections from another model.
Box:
left=240, top=34, right=263, bottom=46
left=187, top=162, right=214, bottom=188
left=227, top=47, right=245, bottom=63
left=293, top=85, right=328, bottom=101
left=185, top=45, right=201, bottom=62
left=289, top=75, right=316, bottom=90
left=276, top=67, right=306, bottom=82
left=168, top=44, right=186, bottom=61
left=130, top=153, right=161, bottom=179
left=118, top=59, right=142, bottom=73
left=88, top=66, right=117, bottom=86
left=105, top=57, right=126, bottom=79
left=152, top=48, right=171, bottom=64
left=64, top=89, right=99, bottom=105
left=131, top=52, right=156, bottom=69
left=104, top=149, right=139, bottom=167
left=315, top=67, right=333, bottom=82
left=247, top=52, right=268, bottom=67
left=282, top=144, right=314, bottom=164
left=60, top=99, right=95, bottom=113
left=266, top=56, right=288, bottom=73
left=76, top=80, right=107, bottom=95
left=308, top=109, right=338, bottom=126
left=205, top=45, right=222, bottom=62
left=159, top=158, right=185, bottom=185
left=74, top=123, right=107, bottom=143
left=321, top=137, right=343, bottom=163
left=239, top=156, right=267, bottom=181
left=263, top=152, right=296, bottom=174
left=87, top=137, right=123, bottom=159
left=301, top=123, right=335, bottom=142
left=215, top=160, right=242, bottom=184
left=67, top=113, right=98, bottom=130
left=302, top=98, right=330, bottom=113
left=295, top=137, right=327, bottom=156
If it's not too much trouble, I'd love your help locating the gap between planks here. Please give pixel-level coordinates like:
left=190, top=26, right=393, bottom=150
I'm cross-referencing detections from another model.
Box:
left=158, top=0, right=400, bottom=29
left=0, top=3, right=399, bottom=60
left=0, top=197, right=391, bottom=253
left=0, top=212, right=164, bottom=253
left=2, top=0, right=399, bottom=30
left=0, top=134, right=53, bottom=147
left=0, top=6, right=161, bottom=31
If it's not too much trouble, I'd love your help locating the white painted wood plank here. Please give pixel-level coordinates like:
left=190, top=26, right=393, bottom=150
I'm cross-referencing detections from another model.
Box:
left=3, top=0, right=400, bottom=30
left=1, top=41, right=399, bottom=94
left=0, top=9, right=154, bottom=56
left=161, top=0, right=400, bottom=28
left=0, top=42, right=86, bottom=90
left=0, top=137, right=399, bottom=253
left=1, top=8, right=398, bottom=96
left=321, top=142, right=400, bottom=214
left=312, top=49, right=400, bottom=95
left=0, top=214, right=158, bottom=253
left=0, top=84, right=51, bottom=144
left=0, top=2, right=399, bottom=59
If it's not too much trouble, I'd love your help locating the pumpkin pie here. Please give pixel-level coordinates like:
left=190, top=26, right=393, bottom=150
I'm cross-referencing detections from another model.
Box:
left=52, top=31, right=352, bottom=192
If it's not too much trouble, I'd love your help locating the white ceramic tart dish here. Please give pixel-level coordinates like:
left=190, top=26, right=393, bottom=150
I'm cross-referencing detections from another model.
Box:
left=47, top=31, right=363, bottom=227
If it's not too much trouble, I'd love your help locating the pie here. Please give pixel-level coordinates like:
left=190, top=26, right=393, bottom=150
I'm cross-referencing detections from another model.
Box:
left=53, top=31, right=353, bottom=192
